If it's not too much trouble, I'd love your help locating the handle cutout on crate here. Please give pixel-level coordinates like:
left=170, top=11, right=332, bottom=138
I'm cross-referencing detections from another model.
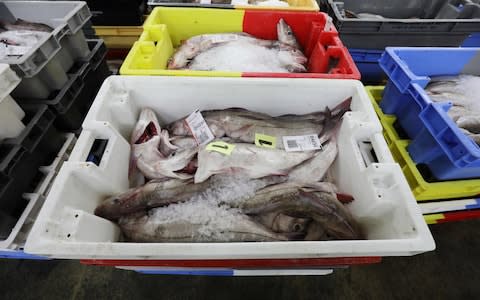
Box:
left=86, top=139, right=108, bottom=166
left=358, top=141, right=378, bottom=168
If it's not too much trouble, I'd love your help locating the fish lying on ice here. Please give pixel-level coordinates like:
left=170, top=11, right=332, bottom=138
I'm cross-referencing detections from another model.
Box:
left=95, top=175, right=287, bottom=221
left=118, top=210, right=289, bottom=242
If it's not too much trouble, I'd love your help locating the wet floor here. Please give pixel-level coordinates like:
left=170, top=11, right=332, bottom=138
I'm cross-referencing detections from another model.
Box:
left=1, top=219, right=479, bottom=300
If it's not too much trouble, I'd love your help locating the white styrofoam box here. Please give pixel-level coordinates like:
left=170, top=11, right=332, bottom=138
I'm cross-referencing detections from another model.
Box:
left=0, top=133, right=76, bottom=250
left=0, top=64, right=24, bottom=140
left=24, top=76, right=435, bottom=259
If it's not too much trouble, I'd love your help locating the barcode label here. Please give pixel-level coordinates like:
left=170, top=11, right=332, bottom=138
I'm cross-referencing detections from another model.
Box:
left=287, top=139, right=299, bottom=149
left=185, top=109, right=214, bottom=146
left=283, top=134, right=323, bottom=152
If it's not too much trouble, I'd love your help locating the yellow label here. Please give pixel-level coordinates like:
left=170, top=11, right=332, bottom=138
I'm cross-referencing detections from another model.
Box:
left=206, top=141, right=235, bottom=155
left=255, top=133, right=276, bottom=149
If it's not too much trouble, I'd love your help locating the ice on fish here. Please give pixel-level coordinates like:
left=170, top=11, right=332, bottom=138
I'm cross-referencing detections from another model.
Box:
left=188, top=40, right=292, bottom=73
left=118, top=175, right=289, bottom=242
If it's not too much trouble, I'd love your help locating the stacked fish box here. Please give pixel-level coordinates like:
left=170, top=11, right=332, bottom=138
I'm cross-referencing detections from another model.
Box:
left=23, top=76, right=434, bottom=269
left=120, top=7, right=360, bottom=79
left=0, top=1, right=112, bottom=259
left=321, top=0, right=480, bottom=83
left=365, top=47, right=480, bottom=224
left=0, top=64, right=62, bottom=258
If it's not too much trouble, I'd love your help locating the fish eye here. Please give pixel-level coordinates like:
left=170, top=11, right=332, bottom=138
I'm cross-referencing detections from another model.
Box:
left=293, top=223, right=303, bottom=232
left=112, top=198, right=120, bottom=204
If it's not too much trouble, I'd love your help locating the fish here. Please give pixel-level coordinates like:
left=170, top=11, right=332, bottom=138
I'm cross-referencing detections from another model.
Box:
left=277, top=18, right=301, bottom=50
left=95, top=175, right=287, bottom=221
left=169, top=98, right=350, bottom=149
left=241, top=189, right=363, bottom=240
left=131, top=108, right=197, bottom=180
left=194, top=142, right=316, bottom=183
left=118, top=210, right=289, bottom=242
left=0, top=18, right=53, bottom=32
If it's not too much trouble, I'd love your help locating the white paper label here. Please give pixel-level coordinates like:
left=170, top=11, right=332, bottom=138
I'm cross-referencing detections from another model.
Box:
left=200, top=0, right=212, bottom=4
left=283, top=134, right=322, bottom=152
left=185, top=109, right=215, bottom=146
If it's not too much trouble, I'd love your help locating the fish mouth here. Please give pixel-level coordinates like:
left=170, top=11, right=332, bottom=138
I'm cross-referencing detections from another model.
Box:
left=135, top=122, right=159, bottom=144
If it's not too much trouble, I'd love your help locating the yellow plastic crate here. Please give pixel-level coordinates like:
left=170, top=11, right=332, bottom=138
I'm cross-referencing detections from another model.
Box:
left=366, top=86, right=480, bottom=201
left=120, top=7, right=360, bottom=79
left=148, top=0, right=319, bottom=12
left=94, top=26, right=143, bottom=49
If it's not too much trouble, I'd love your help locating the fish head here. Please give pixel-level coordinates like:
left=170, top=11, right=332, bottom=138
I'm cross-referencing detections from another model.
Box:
left=131, top=108, right=161, bottom=145
left=167, top=41, right=199, bottom=69
left=278, top=47, right=308, bottom=65
left=277, top=18, right=301, bottom=50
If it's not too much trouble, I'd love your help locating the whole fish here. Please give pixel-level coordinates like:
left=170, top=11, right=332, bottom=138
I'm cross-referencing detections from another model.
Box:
left=241, top=189, right=363, bottom=240
left=118, top=210, right=289, bottom=242
left=131, top=108, right=197, bottom=180
left=0, top=18, right=53, bottom=32
left=194, top=142, right=315, bottom=183
left=95, top=175, right=287, bottom=221
left=169, top=98, right=350, bottom=149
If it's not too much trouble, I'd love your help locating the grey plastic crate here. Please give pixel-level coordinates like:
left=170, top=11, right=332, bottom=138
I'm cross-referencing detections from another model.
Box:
left=0, top=1, right=91, bottom=75
left=0, top=1, right=92, bottom=99
left=324, top=0, right=480, bottom=49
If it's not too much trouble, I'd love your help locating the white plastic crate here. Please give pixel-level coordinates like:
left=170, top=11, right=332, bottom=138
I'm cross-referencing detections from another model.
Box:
left=0, top=64, right=23, bottom=140
left=24, top=76, right=435, bottom=259
left=0, top=133, right=76, bottom=250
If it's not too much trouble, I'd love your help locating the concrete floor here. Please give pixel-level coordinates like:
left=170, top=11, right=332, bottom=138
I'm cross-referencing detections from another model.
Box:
left=0, top=219, right=479, bottom=300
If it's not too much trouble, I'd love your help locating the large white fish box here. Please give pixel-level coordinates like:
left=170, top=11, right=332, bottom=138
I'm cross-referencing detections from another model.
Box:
left=24, top=76, right=435, bottom=260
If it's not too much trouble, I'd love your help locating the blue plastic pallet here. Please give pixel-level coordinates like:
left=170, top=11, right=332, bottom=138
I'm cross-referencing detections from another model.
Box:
left=379, top=47, right=480, bottom=180
left=348, top=48, right=386, bottom=83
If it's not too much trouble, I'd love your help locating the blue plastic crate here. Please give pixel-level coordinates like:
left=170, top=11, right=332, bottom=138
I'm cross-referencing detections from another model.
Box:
left=348, top=48, right=386, bottom=83
left=462, top=33, right=480, bottom=47
left=379, top=47, right=480, bottom=180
